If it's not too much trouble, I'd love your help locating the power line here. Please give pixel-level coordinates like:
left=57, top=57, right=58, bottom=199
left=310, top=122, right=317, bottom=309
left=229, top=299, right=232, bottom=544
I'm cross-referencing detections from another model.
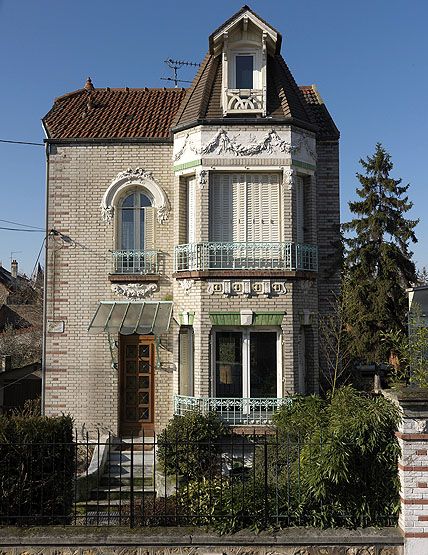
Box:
left=0, top=139, right=44, bottom=146
left=0, top=226, right=45, bottom=232
left=0, top=219, right=44, bottom=230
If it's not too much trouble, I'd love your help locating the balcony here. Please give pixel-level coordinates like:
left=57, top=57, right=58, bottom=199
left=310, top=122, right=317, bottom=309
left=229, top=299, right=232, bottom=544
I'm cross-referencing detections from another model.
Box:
left=174, top=242, right=318, bottom=273
left=111, top=250, right=160, bottom=275
left=225, top=89, right=263, bottom=114
left=174, top=395, right=291, bottom=426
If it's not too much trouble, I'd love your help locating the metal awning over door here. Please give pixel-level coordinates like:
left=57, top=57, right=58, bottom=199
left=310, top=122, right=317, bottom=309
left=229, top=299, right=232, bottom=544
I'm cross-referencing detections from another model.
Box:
left=88, top=301, right=173, bottom=335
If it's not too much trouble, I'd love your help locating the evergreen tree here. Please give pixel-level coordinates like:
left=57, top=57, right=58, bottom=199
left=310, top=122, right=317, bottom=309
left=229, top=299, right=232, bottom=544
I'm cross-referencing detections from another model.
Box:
left=343, top=143, right=418, bottom=363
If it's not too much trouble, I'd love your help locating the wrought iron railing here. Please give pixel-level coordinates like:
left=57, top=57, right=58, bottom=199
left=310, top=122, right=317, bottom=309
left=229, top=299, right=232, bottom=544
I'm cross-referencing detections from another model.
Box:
left=174, top=242, right=318, bottom=272
left=226, top=88, right=263, bottom=113
left=111, top=250, right=159, bottom=274
left=174, top=395, right=291, bottom=425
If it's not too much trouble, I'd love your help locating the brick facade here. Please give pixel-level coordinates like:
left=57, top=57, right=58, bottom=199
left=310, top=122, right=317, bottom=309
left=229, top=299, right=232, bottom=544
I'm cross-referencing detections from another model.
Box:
left=43, top=6, right=340, bottom=437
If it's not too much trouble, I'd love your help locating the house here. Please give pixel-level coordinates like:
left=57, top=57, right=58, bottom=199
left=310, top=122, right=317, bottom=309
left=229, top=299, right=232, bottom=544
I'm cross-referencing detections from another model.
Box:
left=42, top=6, right=340, bottom=436
left=0, top=262, right=43, bottom=413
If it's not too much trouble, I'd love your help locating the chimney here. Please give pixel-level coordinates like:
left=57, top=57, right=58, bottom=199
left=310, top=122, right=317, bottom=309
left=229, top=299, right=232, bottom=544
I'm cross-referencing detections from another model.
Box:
left=11, top=260, right=18, bottom=278
left=0, top=355, right=11, bottom=372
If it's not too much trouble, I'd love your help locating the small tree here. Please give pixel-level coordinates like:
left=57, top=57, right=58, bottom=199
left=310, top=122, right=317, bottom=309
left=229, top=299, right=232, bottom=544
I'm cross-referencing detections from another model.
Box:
left=319, top=286, right=353, bottom=395
left=343, top=143, right=418, bottom=364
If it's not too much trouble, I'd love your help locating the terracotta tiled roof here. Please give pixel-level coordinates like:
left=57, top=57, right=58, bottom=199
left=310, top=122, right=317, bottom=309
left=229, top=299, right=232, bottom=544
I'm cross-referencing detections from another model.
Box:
left=43, top=87, right=187, bottom=140
left=300, top=85, right=340, bottom=140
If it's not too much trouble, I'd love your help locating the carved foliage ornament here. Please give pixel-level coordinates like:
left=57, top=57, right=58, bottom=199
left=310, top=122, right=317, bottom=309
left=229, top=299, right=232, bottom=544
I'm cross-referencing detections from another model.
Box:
left=178, top=279, right=195, bottom=295
left=111, top=283, right=158, bottom=299
left=101, top=168, right=171, bottom=224
left=174, top=129, right=316, bottom=162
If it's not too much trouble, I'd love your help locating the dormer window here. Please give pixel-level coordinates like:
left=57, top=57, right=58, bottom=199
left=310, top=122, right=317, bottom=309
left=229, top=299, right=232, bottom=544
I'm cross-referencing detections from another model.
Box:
left=235, top=55, right=254, bottom=88
left=210, top=7, right=280, bottom=117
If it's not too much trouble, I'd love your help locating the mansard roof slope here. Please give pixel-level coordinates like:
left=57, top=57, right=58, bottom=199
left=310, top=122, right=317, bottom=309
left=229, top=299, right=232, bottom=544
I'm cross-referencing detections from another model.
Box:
left=43, top=87, right=187, bottom=140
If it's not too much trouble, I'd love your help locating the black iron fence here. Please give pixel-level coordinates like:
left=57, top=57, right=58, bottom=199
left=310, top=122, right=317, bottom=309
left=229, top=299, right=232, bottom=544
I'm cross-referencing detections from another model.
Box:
left=0, top=430, right=399, bottom=530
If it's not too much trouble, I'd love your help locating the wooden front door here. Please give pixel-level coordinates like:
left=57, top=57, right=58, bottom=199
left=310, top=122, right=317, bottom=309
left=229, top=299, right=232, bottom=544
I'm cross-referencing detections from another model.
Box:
left=119, top=335, right=155, bottom=436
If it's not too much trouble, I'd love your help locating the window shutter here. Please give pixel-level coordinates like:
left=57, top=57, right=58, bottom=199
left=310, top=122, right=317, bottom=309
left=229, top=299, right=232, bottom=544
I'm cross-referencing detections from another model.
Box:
left=209, top=174, right=233, bottom=242
left=296, top=176, right=304, bottom=243
left=144, top=207, right=155, bottom=250
left=246, top=174, right=280, bottom=243
left=187, top=177, right=196, bottom=243
left=232, top=174, right=246, bottom=242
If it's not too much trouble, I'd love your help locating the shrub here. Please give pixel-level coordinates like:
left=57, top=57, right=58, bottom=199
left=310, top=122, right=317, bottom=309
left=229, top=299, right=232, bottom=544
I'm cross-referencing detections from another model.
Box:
left=177, top=476, right=276, bottom=533
left=0, top=414, right=74, bottom=525
left=157, top=410, right=229, bottom=481
left=271, top=386, right=401, bottom=527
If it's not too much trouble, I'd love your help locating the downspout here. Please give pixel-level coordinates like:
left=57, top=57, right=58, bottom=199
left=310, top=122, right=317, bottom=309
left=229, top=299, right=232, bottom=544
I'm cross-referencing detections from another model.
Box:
left=41, top=128, right=50, bottom=415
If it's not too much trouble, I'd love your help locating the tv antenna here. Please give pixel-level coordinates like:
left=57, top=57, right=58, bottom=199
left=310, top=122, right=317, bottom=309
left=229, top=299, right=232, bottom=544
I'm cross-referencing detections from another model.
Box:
left=161, top=59, right=200, bottom=87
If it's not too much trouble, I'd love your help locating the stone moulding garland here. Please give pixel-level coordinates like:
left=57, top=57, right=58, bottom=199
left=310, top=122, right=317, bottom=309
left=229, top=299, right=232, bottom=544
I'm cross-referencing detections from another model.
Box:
left=207, top=279, right=287, bottom=298
left=174, top=129, right=316, bottom=162
left=101, top=167, right=171, bottom=224
left=111, top=282, right=158, bottom=299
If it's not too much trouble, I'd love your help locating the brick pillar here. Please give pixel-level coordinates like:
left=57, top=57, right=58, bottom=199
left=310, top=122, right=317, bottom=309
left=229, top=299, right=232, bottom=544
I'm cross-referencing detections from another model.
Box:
left=385, top=390, right=428, bottom=555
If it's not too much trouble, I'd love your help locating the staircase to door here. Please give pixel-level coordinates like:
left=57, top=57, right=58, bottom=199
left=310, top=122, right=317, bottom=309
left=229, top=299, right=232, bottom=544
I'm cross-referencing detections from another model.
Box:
left=77, top=437, right=156, bottom=525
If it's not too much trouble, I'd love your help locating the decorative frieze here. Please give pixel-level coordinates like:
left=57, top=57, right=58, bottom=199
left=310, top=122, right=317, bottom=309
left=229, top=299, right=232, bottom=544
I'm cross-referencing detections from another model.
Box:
left=207, top=279, right=287, bottom=298
left=174, top=128, right=317, bottom=166
left=111, top=283, right=158, bottom=299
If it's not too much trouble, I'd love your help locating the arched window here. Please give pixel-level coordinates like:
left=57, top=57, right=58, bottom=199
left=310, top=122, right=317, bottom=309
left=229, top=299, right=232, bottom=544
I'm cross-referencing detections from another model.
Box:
left=119, top=191, right=153, bottom=251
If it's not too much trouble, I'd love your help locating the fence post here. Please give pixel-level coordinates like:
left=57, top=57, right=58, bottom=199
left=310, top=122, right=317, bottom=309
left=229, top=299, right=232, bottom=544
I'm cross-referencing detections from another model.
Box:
left=384, top=390, right=428, bottom=555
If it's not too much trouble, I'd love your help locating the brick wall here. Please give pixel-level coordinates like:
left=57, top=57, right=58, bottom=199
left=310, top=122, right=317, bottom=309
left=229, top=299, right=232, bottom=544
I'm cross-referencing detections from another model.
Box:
left=45, top=142, right=176, bottom=435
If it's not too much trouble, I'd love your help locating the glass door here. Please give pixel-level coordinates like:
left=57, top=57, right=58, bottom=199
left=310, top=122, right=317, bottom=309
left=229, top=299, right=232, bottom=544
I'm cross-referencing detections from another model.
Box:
left=215, top=332, right=242, bottom=397
left=249, top=332, right=277, bottom=397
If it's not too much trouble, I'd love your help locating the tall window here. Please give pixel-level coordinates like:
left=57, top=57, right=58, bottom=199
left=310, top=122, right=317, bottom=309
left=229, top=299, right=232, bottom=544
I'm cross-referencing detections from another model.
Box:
left=120, top=191, right=153, bottom=251
left=235, top=55, right=254, bottom=88
left=215, top=330, right=278, bottom=398
left=209, top=173, right=281, bottom=243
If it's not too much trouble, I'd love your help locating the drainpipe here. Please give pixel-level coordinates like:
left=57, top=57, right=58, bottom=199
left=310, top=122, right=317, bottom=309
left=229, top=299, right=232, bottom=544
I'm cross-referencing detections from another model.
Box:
left=41, top=139, right=50, bottom=415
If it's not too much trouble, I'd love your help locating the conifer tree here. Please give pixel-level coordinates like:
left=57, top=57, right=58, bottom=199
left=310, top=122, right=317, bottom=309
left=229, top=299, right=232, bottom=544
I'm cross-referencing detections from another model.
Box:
left=343, top=143, right=418, bottom=363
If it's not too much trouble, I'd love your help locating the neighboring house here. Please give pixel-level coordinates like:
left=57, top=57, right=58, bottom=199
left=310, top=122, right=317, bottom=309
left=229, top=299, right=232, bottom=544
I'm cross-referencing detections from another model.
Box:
left=0, top=263, right=43, bottom=413
left=408, top=286, right=428, bottom=325
left=42, top=6, right=340, bottom=436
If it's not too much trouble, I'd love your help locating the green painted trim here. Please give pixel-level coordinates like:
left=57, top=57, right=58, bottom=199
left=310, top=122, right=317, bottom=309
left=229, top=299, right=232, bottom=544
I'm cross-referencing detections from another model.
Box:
left=209, top=312, right=240, bottom=326
left=291, top=159, right=316, bottom=171
left=253, top=312, right=285, bottom=326
left=179, top=312, right=195, bottom=326
left=173, top=159, right=202, bottom=172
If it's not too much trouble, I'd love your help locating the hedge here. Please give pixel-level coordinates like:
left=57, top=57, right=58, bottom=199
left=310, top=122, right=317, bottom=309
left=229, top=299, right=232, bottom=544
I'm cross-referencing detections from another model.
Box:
left=0, top=414, right=74, bottom=525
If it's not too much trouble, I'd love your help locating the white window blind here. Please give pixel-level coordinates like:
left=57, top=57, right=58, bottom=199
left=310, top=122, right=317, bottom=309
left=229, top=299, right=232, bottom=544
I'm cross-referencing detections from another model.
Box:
left=296, top=176, right=304, bottom=244
left=210, top=173, right=281, bottom=243
left=187, top=177, right=196, bottom=243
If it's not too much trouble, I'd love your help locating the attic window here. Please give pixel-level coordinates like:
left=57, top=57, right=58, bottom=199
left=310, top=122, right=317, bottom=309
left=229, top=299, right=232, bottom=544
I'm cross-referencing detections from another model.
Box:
left=235, top=55, right=253, bottom=88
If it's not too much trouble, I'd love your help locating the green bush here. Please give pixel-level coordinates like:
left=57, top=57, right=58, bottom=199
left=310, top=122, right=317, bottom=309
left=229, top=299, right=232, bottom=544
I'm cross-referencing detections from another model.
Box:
left=271, top=386, right=401, bottom=527
left=157, top=410, right=229, bottom=480
left=0, top=414, right=74, bottom=525
left=177, top=476, right=277, bottom=533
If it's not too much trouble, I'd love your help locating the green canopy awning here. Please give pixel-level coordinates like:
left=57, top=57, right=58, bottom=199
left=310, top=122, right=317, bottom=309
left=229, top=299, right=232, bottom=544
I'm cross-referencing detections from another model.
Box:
left=88, top=301, right=173, bottom=335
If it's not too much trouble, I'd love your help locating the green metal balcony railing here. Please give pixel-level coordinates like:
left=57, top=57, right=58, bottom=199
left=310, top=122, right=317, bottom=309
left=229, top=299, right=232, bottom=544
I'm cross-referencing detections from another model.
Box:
left=111, top=250, right=160, bottom=274
left=174, top=395, right=291, bottom=426
left=174, top=242, right=318, bottom=272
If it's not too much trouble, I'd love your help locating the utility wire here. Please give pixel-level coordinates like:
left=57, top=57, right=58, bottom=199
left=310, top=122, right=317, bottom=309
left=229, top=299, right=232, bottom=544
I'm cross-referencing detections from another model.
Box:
left=31, top=237, right=46, bottom=280
left=0, top=226, right=44, bottom=232
left=0, top=139, right=44, bottom=146
left=0, top=219, right=44, bottom=230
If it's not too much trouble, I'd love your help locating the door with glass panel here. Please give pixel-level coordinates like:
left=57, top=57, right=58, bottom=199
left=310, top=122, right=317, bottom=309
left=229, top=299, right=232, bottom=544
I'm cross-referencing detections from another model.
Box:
left=215, top=330, right=277, bottom=398
left=119, top=335, right=154, bottom=435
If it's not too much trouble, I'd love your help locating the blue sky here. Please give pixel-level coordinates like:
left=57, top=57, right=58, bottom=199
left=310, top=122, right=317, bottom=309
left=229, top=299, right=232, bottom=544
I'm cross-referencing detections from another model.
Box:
left=0, top=0, right=427, bottom=275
